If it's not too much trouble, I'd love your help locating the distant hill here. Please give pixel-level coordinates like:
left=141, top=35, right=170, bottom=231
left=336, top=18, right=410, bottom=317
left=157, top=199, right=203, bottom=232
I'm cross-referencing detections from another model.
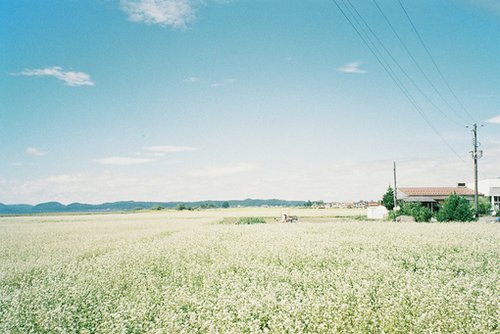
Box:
left=0, top=199, right=305, bottom=215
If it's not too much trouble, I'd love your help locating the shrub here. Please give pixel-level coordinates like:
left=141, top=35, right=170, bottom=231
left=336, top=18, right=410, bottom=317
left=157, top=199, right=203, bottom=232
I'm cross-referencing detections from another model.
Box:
left=175, top=204, right=193, bottom=211
left=476, top=198, right=491, bottom=216
left=235, top=217, right=266, bottom=225
left=436, top=194, right=475, bottom=222
left=398, top=202, right=433, bottom=222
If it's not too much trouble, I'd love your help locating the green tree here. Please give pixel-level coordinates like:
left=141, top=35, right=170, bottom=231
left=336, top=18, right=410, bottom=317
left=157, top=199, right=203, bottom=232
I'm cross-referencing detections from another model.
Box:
left=221, top=201, right=230, bottom=209
left=436, top=194, right=475, bottom=222
left=382, top=186, right=395, bottom=210
left=399, top=202, right=433, bottom=222
left=304, top=200, right=313, bottom=207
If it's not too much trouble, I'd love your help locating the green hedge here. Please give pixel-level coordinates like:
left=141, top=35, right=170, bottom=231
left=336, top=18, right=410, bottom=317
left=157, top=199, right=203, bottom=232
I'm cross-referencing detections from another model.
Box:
left=235, top=217, right=267, bottom=225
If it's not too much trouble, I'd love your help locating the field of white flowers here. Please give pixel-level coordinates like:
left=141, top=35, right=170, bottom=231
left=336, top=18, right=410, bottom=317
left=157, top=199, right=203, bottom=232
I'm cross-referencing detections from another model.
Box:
left=0, top=210, right=498, bottom=333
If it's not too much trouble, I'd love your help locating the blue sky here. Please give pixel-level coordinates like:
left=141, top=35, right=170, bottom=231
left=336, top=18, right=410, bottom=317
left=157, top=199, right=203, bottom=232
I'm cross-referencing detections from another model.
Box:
left=1, top=0, right=499, bottom=204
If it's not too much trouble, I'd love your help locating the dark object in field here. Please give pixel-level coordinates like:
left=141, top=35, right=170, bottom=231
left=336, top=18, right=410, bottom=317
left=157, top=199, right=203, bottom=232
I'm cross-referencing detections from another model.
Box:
left=281, top=214, right=298, bottom=223
left=396, top=215, right=416, bottom=223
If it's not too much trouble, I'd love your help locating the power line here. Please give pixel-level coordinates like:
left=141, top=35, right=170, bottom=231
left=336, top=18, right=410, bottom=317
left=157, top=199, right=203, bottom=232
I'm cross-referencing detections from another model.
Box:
left=345, top=0, right=464, bottom=127
left=372, top=0, right=468, bottom=125
left=331, top=0, right=465, bottom=162
left=398, top=0, right=475, bottom=123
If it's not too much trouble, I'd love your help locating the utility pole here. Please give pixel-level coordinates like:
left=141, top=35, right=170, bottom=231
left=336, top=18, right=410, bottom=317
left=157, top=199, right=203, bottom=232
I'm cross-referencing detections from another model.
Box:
left=470, top=123, right=483, bottom=218
left=393, top=161, right=398, bottom=219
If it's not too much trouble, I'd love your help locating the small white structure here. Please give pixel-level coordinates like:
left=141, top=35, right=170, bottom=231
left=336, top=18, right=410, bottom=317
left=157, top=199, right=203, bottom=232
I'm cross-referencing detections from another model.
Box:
left=367, top=205, right=388, bottom=220
left=467, top=178, right=500, bottom=212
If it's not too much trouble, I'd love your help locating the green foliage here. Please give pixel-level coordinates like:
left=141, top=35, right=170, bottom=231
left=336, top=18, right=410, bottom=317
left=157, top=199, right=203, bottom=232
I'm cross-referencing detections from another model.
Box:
left=382, top=186, right=394, bottom=210
left=387, top=210, right=398, bottom=221
left=235, top=217, right=266, bottom=225
left=200, top=203, right=216, bottom=209
left=175, top=204, right=193, bottom=211
left=476, top=197, right=491, bottom=216
left=221, top=201, right=230, bottom=209
left=436, top=194, right=475, bottom=222
left=150, top=205, right=165, bottom=211
left=398, top=202, right=433, bottom=222
left=303, top=200, right=326, bottom=207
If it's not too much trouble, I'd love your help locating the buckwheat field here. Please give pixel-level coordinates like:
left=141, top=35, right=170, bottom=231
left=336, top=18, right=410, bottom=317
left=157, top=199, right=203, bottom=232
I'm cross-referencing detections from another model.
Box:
left=1, top=209, right=498, bottom=333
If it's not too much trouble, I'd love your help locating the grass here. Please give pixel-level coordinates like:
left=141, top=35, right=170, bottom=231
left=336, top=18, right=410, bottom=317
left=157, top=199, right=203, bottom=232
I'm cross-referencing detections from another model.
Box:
left=219, top=217, right=273, bottom=225
left=0, top=209, right=498, bottom=333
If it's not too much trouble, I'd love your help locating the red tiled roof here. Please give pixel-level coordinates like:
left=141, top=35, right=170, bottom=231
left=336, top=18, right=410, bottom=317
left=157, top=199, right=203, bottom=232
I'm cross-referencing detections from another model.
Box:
left=398, top=187, right=475, bottom=196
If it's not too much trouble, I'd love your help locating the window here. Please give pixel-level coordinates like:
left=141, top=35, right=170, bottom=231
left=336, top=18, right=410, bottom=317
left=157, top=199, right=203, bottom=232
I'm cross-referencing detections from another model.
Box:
left=494, top=196, right=500, bottom=210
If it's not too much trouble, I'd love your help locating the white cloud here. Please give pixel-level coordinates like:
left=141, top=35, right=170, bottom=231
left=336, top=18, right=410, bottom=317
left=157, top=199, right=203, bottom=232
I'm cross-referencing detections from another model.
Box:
left=2, top=149, right=499, bottom=204
left=211, top=78, right=236, bottom=88
left=4, top=142, right=500, bottom=204
left=189, top=163, right=257, bottom=177
left=143, top=145, right=197, bottom=153
left=10, top=162, right=23, bottom=166
left=486, top=115, right=500, bottom=124
left=183, top=76, right=200, bottom=83
left=19, top=67, right=94, bottom=86
left=337, top=62, right=367, bottom=74
left=26, top=147, right=45, bottom=157
left=120, top=0, right=196, bottom=28
left=93, top=156, right=154, bottom=165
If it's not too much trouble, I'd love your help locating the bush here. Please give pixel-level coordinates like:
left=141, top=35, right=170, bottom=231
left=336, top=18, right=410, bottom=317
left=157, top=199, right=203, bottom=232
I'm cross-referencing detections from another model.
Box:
left=436, top=194, right=475, bottom=222
left=235, top=217, right=266, bottom=225
left=476, top=198, right=491, bottom=216
left=398, top=202, right=433, bottom=222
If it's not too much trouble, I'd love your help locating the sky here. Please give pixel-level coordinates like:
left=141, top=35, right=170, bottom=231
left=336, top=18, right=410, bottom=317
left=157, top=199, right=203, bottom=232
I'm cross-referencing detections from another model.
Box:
left=1, top=0, right=499, bottom=204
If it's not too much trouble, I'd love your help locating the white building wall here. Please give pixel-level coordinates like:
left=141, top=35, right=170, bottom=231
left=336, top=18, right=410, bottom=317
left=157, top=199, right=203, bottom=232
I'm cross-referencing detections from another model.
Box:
left=467, top=178, right=500, bottom=211
left=367, top=206, right=388, bottom=220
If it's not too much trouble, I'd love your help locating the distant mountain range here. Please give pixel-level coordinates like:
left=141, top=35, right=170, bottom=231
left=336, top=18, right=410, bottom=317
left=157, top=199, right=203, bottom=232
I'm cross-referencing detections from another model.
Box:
left=0, top=199, right=305, bottom=215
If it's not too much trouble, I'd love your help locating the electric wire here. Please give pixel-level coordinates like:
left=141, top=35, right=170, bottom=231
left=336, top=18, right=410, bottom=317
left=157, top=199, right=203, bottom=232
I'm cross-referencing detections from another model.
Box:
left=345, top=0, right=465, bottom=127
left=339, top=0, right=465, bottom=161
left=398, top=0, right=476, bottom=123
left=332, top=0, right=466, bottom=162
left=372, top=0, right=469, bottom=125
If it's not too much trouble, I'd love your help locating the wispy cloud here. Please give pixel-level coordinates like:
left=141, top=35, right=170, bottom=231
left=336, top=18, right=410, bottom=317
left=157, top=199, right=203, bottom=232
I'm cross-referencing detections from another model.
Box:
left=486, top=115, right=500, bottom=124
left=3, top=146, right=500, bottom=204
left=183, top=76, right=200, bottom=83
left=18, top=67, right=94, bottom=86
left=189, top=162, right=257, bottom=177
left=143, top=145, right=197, bottom=153
left=464, top=0, right=500, bottom=15
left=93, top=156, right=154, bottom=165
left=26, top=147, right=45, bottom=157
left=211, top=78, right=236, bottom=88
left=337, top=62, right=367, bottom=74
left=120, top=0, right=196, bottom=28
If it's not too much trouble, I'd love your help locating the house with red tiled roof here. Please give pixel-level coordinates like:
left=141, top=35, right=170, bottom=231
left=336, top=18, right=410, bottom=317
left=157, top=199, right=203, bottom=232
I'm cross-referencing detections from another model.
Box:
left=397, top=183, right=477, bottom=211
